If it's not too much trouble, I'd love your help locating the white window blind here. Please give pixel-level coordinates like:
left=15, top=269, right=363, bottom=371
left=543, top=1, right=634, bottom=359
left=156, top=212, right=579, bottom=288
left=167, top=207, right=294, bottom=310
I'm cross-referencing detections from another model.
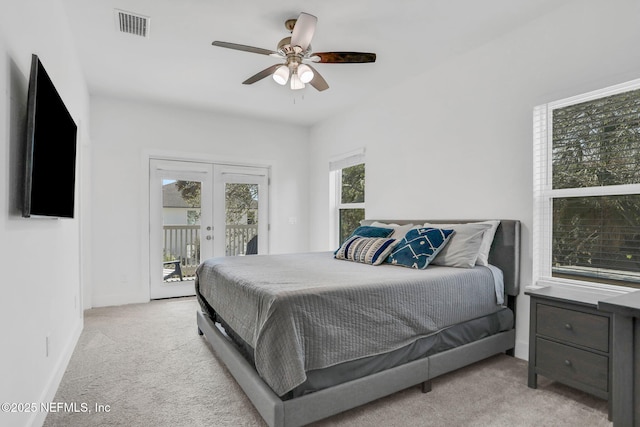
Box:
left=533, top=79, right=640, bottom=290
left=329, top=148, right=365, bottom=172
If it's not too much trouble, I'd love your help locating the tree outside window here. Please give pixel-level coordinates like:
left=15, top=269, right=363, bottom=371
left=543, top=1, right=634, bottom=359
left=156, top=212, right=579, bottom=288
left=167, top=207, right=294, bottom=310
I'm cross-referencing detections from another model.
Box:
left=338, top=163, right=365, bottom=244
left=535, top=84, right=640, bottom=288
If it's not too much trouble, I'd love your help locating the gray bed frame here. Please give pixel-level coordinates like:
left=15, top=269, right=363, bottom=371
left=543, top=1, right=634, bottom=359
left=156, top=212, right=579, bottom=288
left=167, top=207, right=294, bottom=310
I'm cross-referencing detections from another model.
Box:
left=197, top=219, right=520, bottom=427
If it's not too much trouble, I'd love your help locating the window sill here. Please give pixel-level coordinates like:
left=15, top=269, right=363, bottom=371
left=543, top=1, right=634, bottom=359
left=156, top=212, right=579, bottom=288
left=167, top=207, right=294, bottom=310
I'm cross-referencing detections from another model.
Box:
left=534, top=277, right=635, bottom=295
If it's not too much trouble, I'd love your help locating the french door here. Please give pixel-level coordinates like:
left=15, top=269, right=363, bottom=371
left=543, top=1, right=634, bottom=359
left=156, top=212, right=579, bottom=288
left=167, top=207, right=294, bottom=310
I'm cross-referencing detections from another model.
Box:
left=149, top=159, right=269, bottom=299
left=149, top=160, right=214, bottom=299
left=213, top=165, right=269, bottom=256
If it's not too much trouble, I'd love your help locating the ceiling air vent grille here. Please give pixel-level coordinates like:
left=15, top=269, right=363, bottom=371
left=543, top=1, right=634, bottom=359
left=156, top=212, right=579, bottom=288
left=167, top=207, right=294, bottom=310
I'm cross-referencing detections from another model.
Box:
left=115, top=9, right=149, bottom=38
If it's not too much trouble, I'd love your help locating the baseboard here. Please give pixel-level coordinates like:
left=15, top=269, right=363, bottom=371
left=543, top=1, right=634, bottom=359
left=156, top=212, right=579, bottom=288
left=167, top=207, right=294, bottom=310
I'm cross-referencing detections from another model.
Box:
left=91, top=292, right=149, bottom=308
left=28, top=318, right=83, bottom=427
left=515, top=338, right=529, bottom=360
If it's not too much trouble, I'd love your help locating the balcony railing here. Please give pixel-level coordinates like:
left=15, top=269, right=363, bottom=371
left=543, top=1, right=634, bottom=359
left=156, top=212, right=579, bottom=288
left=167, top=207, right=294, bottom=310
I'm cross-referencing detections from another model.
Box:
left=163, top=224, right=258, bottom=281
left=225, top=224, right=258, bottom=256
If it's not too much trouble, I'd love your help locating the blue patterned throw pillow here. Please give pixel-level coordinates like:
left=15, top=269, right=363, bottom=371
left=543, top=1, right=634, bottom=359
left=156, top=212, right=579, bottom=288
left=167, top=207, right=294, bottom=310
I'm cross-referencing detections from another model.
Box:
left=335, top=236, right=399, bottom=265
left=334, top=225, right=394, bottom=254
left=387, top=227, right=455, bottom=269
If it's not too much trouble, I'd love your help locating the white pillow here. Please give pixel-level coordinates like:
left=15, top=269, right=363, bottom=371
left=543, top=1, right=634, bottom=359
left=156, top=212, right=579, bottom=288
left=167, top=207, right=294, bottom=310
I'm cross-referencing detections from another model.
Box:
left=370, top=221, right=414, bottom=240
left=424, top=222, right=492, bottom=268
left=474, top=220, right=500, bottom=266
left=424, top=221, right=500, bottom=266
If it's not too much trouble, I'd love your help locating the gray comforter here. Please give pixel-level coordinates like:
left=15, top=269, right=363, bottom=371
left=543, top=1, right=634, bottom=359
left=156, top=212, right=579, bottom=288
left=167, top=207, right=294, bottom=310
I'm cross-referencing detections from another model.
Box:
left=196, top=252, right=504, bottom=396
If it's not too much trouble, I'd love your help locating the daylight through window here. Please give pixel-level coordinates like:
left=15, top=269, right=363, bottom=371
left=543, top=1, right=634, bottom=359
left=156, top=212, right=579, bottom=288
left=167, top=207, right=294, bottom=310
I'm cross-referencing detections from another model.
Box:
left=338, top=163, right=365, bottom=243
left=330, top=150, right=365, bottom=246
left=534, top=81, right=640, bottom=289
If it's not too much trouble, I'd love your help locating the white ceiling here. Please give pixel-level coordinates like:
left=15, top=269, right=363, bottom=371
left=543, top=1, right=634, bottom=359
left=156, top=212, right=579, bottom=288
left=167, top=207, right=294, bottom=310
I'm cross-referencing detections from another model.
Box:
left=60, top=0, right=570, bottom=126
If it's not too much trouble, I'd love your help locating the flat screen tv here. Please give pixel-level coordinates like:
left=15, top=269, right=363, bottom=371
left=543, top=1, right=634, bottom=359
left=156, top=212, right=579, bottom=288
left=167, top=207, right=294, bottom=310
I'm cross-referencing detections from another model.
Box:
left=23, top=54, right=77, bottom=218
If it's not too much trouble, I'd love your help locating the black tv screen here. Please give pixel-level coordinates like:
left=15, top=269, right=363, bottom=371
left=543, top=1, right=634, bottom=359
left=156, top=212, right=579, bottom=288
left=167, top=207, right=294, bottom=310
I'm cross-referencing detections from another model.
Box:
left=23, top=54, right=77, bottom=218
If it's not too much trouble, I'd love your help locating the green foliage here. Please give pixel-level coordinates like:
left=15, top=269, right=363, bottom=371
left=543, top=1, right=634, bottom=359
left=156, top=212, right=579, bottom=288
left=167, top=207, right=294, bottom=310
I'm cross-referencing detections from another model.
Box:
left=339, top=209, right=365, bottom=244
left=163, top=250, right=176, bottom=262
left=174, top=181, right=201, bottom=207
left=338, top=163, right=366, bottom=244
left=341, top=163, right=365, bottom=204
left=173, top=181, right=258, bottom=225
left=226, top=184, right=258, bottom=224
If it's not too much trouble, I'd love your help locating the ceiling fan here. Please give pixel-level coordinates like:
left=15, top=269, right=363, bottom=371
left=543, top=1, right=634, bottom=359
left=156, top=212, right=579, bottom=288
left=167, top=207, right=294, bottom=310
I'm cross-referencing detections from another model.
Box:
left=211, top=12, right=376, bottom=92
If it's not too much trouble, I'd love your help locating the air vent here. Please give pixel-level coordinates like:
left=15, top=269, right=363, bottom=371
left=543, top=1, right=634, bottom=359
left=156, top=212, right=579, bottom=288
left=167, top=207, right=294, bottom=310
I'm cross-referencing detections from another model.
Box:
left=115, top=9, right=150, bottom=38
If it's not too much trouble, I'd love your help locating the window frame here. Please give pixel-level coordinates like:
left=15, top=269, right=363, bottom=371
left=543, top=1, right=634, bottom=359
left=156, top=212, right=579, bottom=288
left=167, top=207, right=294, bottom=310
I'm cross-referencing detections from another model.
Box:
left=329, top=149, right=365, bottom=249
left=533, top=78, right=640, bottom=292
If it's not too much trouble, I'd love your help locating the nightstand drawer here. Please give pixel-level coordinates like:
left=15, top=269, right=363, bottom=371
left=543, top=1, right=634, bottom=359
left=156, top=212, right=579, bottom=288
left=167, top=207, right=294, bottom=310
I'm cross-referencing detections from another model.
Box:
left=537, top=304, right=609, bottom=352
left=536, top=338, right=608, bottom=392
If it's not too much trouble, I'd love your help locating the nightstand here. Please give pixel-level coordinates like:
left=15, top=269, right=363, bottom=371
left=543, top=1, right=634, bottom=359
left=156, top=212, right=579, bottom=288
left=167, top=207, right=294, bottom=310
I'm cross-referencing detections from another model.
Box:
left=599, top=291, right=640, bottom=426
left=526, top=286, right=616, bottom=411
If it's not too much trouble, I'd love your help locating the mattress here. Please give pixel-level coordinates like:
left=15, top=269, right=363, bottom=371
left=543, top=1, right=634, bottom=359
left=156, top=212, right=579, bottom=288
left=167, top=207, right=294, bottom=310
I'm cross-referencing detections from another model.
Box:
left=196, top=251, right=506, bottom=396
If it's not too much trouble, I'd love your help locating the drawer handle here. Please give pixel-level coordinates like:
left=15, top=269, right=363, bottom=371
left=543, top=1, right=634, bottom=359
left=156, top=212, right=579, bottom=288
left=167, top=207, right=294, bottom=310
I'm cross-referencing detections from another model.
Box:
left=564, top=323, right=572, bottom=330
left=564, top=359, right=572, bottom=366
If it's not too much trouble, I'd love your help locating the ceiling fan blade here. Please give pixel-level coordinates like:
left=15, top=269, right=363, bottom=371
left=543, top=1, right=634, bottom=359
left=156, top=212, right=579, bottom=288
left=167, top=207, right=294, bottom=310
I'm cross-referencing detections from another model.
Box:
left=212, top=41, right=278, bottom=56
left=311, top=52, right=377, bottom=63
left=306, top=65, right=329, bottom=92
left=290, top=12, right=317, bottom=51
left=242, top=64, right=282, bottom=85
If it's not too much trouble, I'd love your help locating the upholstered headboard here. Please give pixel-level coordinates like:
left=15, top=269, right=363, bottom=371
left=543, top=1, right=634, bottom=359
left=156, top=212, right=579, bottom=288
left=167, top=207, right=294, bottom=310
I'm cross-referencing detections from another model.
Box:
left=361, top=219, right=521, bottom=300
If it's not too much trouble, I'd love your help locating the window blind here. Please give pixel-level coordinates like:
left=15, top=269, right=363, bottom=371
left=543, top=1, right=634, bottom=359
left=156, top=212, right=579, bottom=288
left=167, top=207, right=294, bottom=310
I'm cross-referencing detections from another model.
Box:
left=552, top=88, right=640, bottom=189
left=533, top=105, right=551, bottom=284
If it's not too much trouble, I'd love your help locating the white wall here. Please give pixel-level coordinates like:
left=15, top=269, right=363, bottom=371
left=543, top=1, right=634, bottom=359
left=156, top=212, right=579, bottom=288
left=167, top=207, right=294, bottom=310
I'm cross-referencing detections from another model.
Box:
left=0, top=1, right=90, bottom=426
left=89, top=96, right=309, bottom=307
left=308, top=0, right=640, bottom=359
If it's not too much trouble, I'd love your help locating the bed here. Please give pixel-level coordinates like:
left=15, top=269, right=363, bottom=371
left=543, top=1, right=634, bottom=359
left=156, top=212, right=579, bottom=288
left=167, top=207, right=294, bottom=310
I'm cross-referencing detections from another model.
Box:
left=196, top=219, right=520, bottom=426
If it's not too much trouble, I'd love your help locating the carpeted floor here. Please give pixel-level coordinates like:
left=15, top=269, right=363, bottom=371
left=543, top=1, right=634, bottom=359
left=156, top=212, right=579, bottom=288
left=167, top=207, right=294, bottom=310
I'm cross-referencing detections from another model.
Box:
left=44, top=297, right=611, bottom=426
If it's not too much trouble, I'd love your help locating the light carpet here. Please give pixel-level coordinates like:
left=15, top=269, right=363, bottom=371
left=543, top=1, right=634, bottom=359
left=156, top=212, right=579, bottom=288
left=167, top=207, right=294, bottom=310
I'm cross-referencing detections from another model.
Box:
left=44, top=297, right=611, bottom=426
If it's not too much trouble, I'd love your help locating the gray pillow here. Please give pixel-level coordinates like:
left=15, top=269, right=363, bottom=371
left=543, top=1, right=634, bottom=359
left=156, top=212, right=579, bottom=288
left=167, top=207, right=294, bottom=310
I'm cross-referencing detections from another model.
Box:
left=425, top=222, right=492, bottom=268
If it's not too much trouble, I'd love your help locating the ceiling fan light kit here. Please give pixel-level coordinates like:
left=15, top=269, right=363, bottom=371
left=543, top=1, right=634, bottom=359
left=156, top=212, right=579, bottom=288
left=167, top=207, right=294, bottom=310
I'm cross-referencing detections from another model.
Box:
left=297, top=64, right=314, bottom=83
left=290, top=72, right=305, bottom=90
left=212, top=12, right=376, bottom=92
left=273, top=65, right=289, bottom=85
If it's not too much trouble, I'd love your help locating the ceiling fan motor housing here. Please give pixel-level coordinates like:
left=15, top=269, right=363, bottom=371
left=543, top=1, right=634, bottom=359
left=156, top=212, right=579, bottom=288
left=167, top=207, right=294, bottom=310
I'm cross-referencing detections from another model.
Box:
left=277, top=37, right=307, bottom=75
left=277, top=37, right=309, bottom=56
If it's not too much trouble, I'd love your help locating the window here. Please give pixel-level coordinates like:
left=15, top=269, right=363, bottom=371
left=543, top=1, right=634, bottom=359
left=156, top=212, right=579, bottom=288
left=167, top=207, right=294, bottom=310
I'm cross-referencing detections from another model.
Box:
left=330, top=149, right=365, bottom=246
left=337, top=163, right=365, bottom=243
left=534, top=80, right=640, bottom=290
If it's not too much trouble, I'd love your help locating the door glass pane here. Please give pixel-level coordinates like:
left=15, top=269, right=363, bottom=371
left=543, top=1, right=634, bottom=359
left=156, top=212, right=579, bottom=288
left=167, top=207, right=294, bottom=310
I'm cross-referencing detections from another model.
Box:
left=340, top=164, right=365, bottom=204
left=162, top=179, right=201, bottom=282
left=225, top=183, right=259, bottom=256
